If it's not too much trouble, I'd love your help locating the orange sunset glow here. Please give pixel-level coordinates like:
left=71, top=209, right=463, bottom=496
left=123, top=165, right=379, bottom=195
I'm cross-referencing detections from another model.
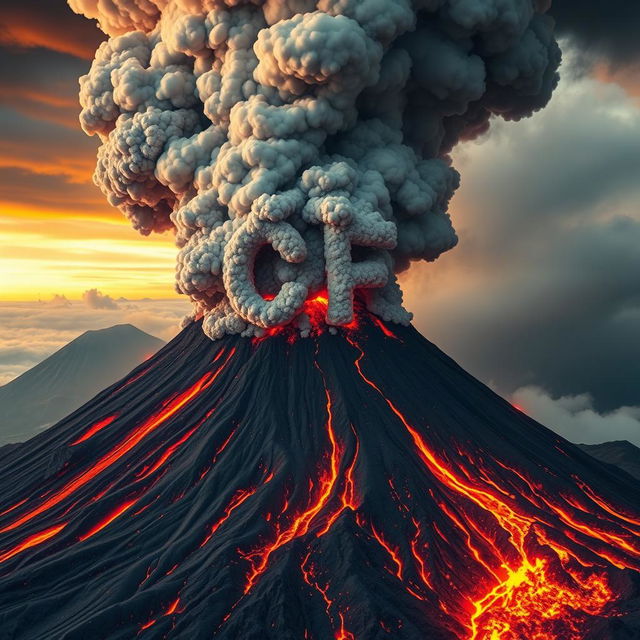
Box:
left=0, top=3, right=179, bottom=302
left=0, top=193, right=178, bottom=300
left=0, top=130, right=179, bottom=301
left=0, top=219, right=177, bottom=301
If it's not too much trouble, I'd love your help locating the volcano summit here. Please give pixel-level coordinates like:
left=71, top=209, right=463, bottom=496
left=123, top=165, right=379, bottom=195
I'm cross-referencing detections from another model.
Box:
left=0, top=312, right=639, bottom=639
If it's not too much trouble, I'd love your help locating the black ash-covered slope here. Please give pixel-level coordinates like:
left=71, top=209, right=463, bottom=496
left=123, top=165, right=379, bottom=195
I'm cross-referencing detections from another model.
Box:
left=579, top=441, right=640, bottom=482
left=0, top=317, right=639, bottom=640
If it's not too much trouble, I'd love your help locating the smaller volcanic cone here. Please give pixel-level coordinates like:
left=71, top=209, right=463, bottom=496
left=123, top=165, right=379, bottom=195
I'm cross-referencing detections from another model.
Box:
left=0, top=314, right=639, bottom=640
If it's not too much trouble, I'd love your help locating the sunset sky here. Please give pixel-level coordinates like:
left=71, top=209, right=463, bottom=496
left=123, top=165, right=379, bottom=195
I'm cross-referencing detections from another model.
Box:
left=0, top=4, right=176, bottom=301
left=0, top=0, right=639, bottom=444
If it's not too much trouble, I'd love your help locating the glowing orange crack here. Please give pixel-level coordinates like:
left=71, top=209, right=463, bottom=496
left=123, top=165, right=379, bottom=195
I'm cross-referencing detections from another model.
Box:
left=301, top=552, right=355, bottom=640
left=136, top=406, right=218, bottom=482
left=200, top=485, right=263, bottom=549
left=243, top=381, right=341, bottom=594
left=136, top=425, right=200, bottom=481
left=576, top=480, right=640, bottom=530
left=78, top=498, right=138, bottom=542
left=370, top=315, right=399, bottom=339
left=0, top=498, right=28, bottom=518
left=69, top=414, right=118, bottom=446
left=317, top=430, right=359, bottom=538
left=0, top=523, right=67, bottom=564
left=347, top=336, right=627, bottom=640
left=0, top=348, right=235, bottom=536
left=410, top=517, right=434, bottom=592
left=140, top=596, right=182, bottom=632
left=369, top=523, right=403, bottom=580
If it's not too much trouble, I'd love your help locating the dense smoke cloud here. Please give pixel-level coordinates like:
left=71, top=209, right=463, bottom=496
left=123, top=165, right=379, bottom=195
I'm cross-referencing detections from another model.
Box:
left=69, top=0, right=560, bottom=339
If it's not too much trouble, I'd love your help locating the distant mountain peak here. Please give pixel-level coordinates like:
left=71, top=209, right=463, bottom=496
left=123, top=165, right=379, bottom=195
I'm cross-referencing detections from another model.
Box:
left=0, top=324, right=165, bottom=446
left=76, top=323, right=160, bottom=341
left=579, top=440, right=640, bottom=480
left=579, top=440, right=640, bottom=453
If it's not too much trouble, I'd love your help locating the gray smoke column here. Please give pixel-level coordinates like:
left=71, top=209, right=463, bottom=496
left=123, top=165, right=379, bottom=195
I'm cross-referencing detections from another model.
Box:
left=69, top=0, right=561, bottom=340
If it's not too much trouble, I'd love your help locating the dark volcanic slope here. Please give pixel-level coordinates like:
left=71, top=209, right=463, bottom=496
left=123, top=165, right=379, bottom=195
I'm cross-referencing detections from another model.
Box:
left=0, top=317, right=639, bottom=640
left=0, top=324, right=164, bottom=446
left=580, top=441, right=640, bottom=482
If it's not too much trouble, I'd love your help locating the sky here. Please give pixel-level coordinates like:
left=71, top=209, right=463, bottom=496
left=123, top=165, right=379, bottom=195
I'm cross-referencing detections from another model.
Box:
left=0, top=0, right=639, bottom=445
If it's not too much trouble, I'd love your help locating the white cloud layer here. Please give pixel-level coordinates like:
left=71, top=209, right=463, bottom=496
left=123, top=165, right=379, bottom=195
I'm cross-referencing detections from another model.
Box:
left=513, top=386, right=640, bottom=447
left=82, top=288, right=120, bottom=309
left=0, top=297, right=190, bottom=385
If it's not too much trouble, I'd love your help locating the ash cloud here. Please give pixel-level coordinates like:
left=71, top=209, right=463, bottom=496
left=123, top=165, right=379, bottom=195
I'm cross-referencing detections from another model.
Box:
left=0, top=0, right=104, bottom=60
left=69, top=0, right=561, bottom=339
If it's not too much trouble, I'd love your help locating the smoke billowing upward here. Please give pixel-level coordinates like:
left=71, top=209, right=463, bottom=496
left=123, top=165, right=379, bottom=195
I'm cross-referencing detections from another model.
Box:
left=69, top=0, right=560, bottom=340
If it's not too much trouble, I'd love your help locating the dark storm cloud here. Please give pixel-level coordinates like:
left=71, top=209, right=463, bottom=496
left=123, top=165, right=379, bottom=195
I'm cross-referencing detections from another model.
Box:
left=0, top=3, right=104, bottom=197
left=452, top=84, right=640, bottom=259
left=406, top=71, right=640, bottom=413
left=437, top=217, right=640, bottom=412
left=0, top=166, right=107, bottom=213
left=0, top=0, right=103, bottom=129
left=0, top=104, right=109, bottom=217
left=550, top=0, right=640, bottom=68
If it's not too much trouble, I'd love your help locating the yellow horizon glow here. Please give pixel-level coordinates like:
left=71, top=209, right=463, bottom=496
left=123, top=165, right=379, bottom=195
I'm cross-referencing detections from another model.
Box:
left=0, top=204, right=181, bottom=301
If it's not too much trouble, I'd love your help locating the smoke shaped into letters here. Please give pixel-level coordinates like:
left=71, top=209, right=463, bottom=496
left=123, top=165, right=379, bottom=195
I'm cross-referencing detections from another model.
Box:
left=69, top=0, right=561, bottom=339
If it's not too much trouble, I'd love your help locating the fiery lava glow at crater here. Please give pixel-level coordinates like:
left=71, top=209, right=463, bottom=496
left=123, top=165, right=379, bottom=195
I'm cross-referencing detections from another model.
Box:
left=254, top=294, right=383, bottom=344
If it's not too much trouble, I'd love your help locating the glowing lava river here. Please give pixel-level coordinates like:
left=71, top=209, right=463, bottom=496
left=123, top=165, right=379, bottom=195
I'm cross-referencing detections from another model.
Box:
left=0, top=315, right=639, bottom=639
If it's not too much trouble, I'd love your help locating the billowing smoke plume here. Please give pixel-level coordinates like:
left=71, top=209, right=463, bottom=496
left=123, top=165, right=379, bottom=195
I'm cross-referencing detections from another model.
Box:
left=69, top=0, right=561, bottom=339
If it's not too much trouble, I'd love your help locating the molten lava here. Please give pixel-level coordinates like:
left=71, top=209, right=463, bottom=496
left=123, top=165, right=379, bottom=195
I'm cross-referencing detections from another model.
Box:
left=0, top=313, right=638, bottom=639
left=255, top=291, right=362, bottom=343
left=242, top=381, right=342, bottom=596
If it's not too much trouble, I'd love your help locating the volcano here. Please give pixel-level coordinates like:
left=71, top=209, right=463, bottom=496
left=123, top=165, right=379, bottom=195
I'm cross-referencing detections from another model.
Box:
left=0, top=313, right=639, bottom=640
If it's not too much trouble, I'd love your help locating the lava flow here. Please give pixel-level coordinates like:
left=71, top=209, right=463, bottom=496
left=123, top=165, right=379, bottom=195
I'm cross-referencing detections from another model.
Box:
left=0, top=315, right=639, bottom=639
left=348, top=332, right=640, bottom=639
left=241, top=372, right=343, bottom=596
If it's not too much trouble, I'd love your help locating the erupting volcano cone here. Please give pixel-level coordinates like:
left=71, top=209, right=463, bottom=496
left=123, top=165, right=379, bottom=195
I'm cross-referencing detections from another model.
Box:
left=0, top=314, right=639, bottom=640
